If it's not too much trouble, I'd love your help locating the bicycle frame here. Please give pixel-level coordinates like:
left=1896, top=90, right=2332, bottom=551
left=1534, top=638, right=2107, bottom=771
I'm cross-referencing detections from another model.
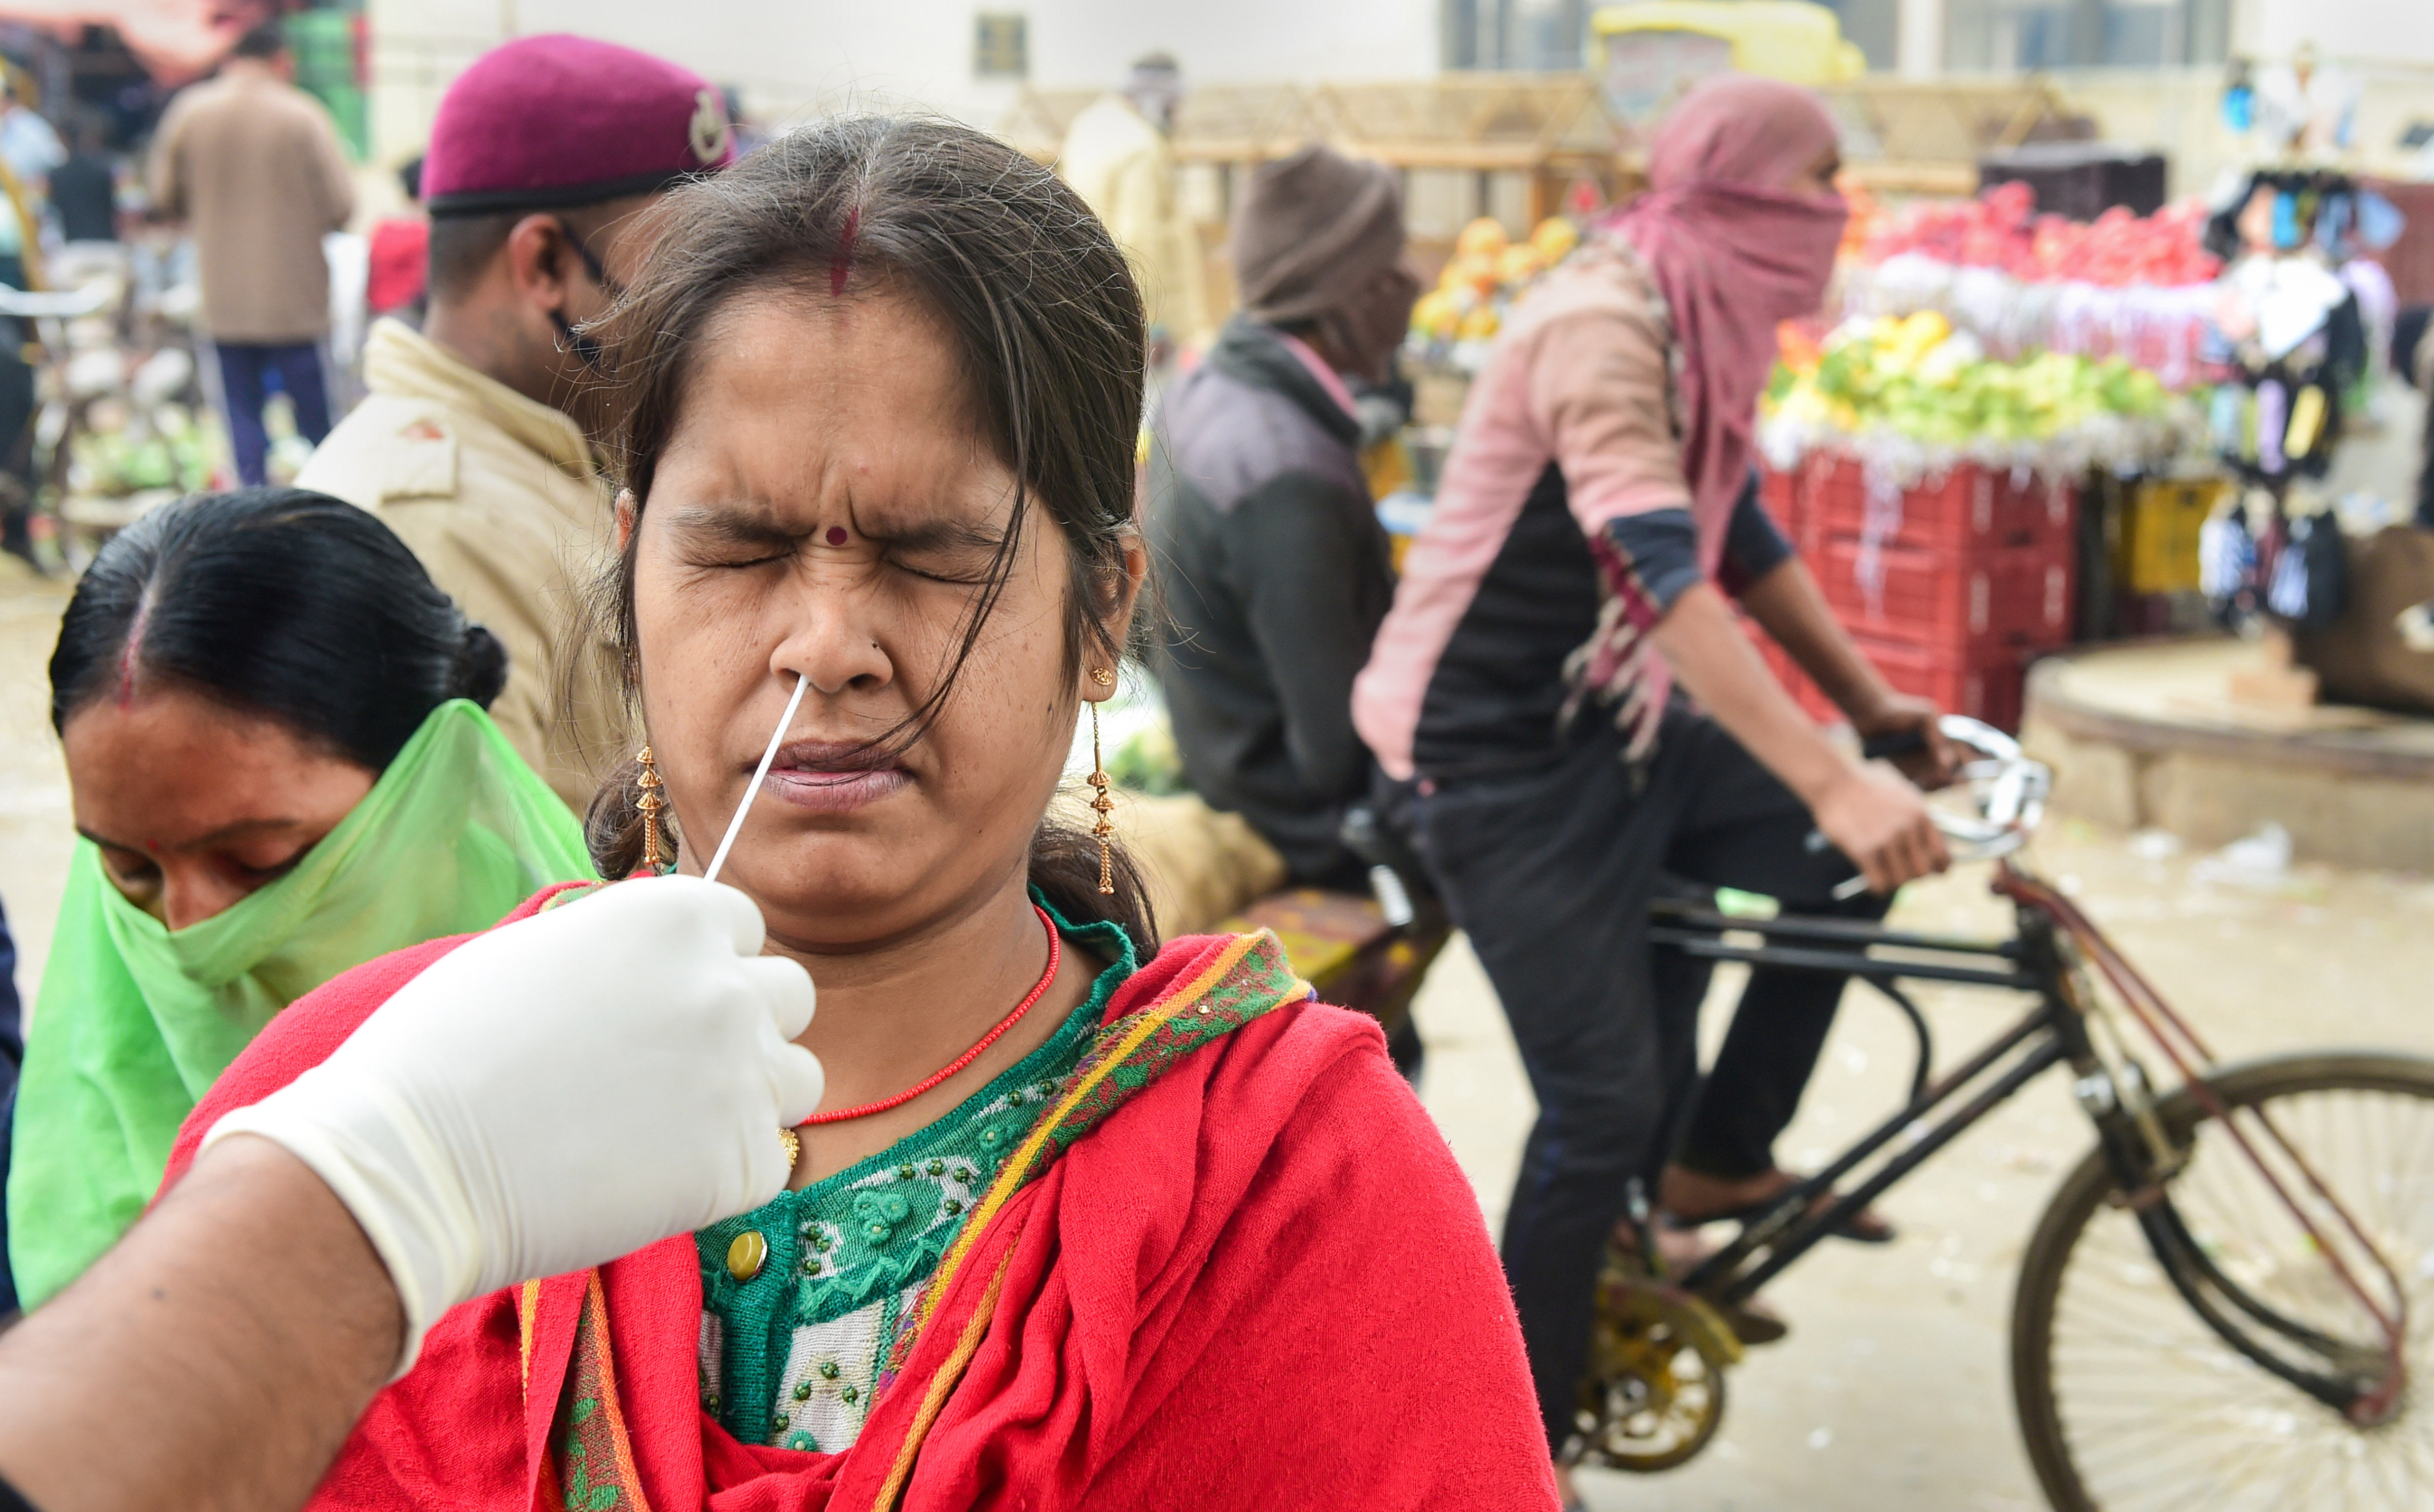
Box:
left=1645, top=862, right=2408, bottom=1421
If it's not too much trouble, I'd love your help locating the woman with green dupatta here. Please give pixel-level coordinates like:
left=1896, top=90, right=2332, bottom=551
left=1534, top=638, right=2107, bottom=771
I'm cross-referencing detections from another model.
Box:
left=8, top=488, right=594, bottom=1307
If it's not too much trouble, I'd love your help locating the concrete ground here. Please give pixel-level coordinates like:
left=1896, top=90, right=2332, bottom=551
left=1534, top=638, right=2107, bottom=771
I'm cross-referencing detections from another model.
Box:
left=10, top=568, right=2434, bottom=1506
left=1, top=571, right=73, bottom=997
left=1411, top=821, right=2434, bottom=1510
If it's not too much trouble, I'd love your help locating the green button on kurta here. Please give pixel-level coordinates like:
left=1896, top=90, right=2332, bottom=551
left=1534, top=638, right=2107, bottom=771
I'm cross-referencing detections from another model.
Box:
left=726, top=1229, right=768, bottom=1281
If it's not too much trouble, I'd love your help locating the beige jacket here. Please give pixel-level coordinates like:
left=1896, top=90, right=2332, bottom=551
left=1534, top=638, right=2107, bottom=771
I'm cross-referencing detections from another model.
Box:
left=297, top=320, right=625, bottom=814
left=1059, top=94, right=1208, bottom=344
left=147, top=63, right=354, bottom=343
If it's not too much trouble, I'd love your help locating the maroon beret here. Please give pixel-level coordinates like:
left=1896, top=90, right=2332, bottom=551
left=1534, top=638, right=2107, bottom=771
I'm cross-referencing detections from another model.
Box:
left=422, top=34, right=735, bottom=217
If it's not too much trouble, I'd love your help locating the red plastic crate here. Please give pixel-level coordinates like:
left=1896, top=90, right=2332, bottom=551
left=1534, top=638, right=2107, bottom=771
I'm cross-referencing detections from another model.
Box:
left=1810, top=457, right=2074, bottom=556
left=1816, top=538, right=2075, bottom=656
left=1844, top=635, right=2029, bottom=734
left=1759, top=462, right=1803, bottom=547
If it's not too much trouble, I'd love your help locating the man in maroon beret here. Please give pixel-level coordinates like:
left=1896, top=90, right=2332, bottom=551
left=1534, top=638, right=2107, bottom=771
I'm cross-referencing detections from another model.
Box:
left=299, top=34, right=735, bottom=813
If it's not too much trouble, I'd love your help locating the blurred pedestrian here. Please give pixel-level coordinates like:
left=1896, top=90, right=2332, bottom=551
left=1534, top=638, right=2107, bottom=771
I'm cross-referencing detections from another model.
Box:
left=297, top=35, right=733, bottom=813
left=1149, top=143, right=1428, bottom=1076
left=147, top=21, right=354, bottom=487
left=0, top=227, right=33, bottom=571
left=364, top=156, right=427, bottom=326
left=48, top=112, right=121, bottom=248
left=6, top=489, right=592, bottom=1309
left=2398, top=305, right=2431, bottom=529
left=1059, top=52, right=1207, bottom=365
left=1355, top=77, right=1957, bottom=1498
left=1150, top=144, right=1416, bottom=887
left=0, top=67, right=63, bottom=214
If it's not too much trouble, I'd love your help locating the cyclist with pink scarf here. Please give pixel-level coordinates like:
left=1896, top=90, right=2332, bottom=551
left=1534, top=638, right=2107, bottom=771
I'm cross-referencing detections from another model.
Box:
left=1354, top=75, right=1958, bottom=1491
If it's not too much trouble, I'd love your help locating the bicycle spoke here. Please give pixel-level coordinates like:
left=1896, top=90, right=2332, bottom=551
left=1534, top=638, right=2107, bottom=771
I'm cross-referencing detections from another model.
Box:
left=2027, top=1070, right=2434, bottom=1510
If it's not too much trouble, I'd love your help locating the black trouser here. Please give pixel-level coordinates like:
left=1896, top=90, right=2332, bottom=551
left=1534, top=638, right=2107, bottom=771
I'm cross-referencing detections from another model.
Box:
left=1416, top=710, right=1889, bottom=1450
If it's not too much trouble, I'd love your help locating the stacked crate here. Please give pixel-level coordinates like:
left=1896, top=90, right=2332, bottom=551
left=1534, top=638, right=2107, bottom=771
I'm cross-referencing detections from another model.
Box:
left=1748, top=455, right=2078, bottom=733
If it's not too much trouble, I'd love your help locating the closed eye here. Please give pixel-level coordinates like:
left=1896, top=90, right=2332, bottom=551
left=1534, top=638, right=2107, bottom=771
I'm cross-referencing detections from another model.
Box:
left=884, top=516, right=1008, bottom=586
left=96, top=845, right=160, bottom=889
left=888, top=553, right=996, bottom=586
left=665, top=503, right=805, bottom=570
left=230, top=846, right=313, bottom=884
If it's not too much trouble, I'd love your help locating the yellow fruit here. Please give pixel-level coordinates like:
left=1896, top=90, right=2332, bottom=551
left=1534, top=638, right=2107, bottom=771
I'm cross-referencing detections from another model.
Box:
left=1457, top=305, right=1501, bottom=341
left=1410, top=289, right=1459, bottom=341
left=1456, top=216, right=1509, bottom=260
left=1497, top=245, right=1543, bottom=283
left=1456, top=254, right=1502, bottom=296
left=1893, top=310, right=1950, bottom=352
left=1529, top=216, right=1579, bottom=264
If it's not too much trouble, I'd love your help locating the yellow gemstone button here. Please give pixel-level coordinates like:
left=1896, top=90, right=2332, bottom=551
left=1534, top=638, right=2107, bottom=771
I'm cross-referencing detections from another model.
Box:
left=726, top=1230, right=768, bottom=1282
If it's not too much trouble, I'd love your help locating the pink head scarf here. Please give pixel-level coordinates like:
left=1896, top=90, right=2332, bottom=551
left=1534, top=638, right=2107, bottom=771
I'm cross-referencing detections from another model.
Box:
left=1600, top=75, right=1846, bottom=570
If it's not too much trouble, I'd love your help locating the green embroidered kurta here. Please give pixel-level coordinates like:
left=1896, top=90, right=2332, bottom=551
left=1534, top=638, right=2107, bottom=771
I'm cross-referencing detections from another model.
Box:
left=693, top=901, right=1137, bottom=1453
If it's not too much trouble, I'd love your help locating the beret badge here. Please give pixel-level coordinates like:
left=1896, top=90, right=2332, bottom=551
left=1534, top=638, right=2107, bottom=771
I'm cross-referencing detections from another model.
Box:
left=689, top=87, right=733, bottom=166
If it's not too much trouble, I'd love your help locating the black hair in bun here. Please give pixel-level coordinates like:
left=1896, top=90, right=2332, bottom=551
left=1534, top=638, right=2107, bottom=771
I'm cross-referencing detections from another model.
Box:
left=52, top=487, right=501, bottom=770
left=453, top=622, right=510, bottom=710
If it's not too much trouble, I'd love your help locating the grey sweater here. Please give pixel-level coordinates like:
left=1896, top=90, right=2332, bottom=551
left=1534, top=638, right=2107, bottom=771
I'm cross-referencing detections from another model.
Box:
left=1148, top=316, right=1395, bottom=883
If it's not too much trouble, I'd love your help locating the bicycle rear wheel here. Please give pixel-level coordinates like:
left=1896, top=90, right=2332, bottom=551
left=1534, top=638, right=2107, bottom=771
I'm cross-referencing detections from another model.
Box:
left=2013, top=1053, right=2434, bottom=1511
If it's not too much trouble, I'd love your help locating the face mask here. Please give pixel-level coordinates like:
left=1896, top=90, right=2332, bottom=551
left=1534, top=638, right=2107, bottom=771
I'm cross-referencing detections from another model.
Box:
left=8, top=702, right=595, bottom=1306
left=1325, top=264, right=1425, bottom=385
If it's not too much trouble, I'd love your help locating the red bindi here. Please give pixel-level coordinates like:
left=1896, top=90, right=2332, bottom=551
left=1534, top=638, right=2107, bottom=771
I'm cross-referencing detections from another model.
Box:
left=826, top=526, right=848, bottom=547
left=830, top=205, right=860, bottom=297
left=114, top=594, right=154, bottom=707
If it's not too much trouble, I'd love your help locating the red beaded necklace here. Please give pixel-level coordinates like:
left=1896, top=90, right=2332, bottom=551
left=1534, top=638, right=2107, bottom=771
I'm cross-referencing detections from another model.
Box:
left=794, top=903, right=1061, bottom=1127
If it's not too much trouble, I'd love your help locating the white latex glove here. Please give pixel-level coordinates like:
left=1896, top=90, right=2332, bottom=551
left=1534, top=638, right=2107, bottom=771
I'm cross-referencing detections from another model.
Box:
left=201, top=875, right=821, bottom=1372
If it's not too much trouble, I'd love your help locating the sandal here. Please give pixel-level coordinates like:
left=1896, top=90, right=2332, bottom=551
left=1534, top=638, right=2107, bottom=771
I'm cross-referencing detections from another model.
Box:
left=1661, top=1165, right=1899, bottom=1245
left=1606, top=1220, right=1792, bottom=1347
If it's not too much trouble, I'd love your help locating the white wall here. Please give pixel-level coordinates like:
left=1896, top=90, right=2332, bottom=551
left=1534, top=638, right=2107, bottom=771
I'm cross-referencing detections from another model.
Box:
left=2241, top=0, right=2434, bottom=69
left=368, top=0, right=1439, bottom=165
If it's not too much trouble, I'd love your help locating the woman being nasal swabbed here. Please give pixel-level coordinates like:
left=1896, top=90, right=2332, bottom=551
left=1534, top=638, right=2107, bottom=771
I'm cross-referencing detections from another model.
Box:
left=158, top=116, right=1556, bottom=1510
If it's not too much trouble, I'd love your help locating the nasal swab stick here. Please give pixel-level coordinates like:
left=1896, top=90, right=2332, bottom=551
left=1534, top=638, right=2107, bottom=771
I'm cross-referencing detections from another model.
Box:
left=703, top=672, right=808, bottom=885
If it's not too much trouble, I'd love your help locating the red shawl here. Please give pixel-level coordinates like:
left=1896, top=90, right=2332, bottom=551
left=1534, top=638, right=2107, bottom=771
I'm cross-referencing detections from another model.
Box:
left=163, top=893, right=1556, bottom=1511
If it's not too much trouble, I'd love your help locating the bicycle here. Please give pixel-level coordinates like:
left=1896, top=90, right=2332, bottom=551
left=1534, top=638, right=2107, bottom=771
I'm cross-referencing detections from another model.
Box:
left=1573, top=716, right=2434, bottom=1509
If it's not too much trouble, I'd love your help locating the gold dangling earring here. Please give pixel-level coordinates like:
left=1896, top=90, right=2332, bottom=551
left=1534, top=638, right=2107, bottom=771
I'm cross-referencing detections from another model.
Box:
left=635, top=745, right=668, bottom=876
left=1087, top=670, right=1116, bottom=895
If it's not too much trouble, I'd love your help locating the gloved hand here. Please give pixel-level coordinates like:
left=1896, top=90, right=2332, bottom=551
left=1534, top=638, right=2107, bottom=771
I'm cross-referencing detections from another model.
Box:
left=201, top=875, right=821, bottom=1372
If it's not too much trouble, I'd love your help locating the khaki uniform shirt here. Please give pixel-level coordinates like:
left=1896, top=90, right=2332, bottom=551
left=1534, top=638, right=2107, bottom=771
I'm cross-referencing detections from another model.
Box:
left=297, top=319, right=625, bottom=814
left=1059, top=95, right=1209, bottom=345
left=147, top=65, right=354, bottom=344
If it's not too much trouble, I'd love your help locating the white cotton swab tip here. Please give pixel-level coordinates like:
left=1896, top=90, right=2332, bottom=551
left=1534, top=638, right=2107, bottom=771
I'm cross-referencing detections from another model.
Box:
left=702, top=672, right=809, bottom=885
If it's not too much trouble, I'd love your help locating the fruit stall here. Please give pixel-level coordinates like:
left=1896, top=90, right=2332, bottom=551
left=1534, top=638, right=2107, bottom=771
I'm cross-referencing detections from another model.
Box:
left=1401, top=211, right=1583, bottom=433
left=1750, top=307, right=2192, bottom=731
left=995, top=76, right=1623, bottom=339
left=1742, top=179, right=2232, bottom=730
left=1384, top=160, right=2388, bottom=734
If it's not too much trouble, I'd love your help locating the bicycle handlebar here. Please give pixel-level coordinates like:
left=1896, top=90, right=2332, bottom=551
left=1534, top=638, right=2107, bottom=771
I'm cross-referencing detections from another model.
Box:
left=1929, top=715, right=2049, bottom=859
left=1822, top=715, right=2052, bottom=898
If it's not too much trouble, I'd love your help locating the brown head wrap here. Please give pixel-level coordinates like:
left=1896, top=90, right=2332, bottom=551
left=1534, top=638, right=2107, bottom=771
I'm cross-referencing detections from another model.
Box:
left=1230, top=144, right=1415, bottom=381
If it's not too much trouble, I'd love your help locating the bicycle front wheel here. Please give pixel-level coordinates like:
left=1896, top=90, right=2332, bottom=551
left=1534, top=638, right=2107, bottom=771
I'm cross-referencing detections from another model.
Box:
left=2013, top=1053, right=2434, bottom=1511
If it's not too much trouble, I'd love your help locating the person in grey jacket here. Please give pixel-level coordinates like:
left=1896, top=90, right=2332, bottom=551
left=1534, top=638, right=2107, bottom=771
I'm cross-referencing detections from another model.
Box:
left=1148, top=144, right=1418, bottom=885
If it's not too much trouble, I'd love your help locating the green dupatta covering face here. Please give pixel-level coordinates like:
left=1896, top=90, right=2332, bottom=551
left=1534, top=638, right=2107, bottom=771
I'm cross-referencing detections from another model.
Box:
left=8, top=699, right=595, bottom=1306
